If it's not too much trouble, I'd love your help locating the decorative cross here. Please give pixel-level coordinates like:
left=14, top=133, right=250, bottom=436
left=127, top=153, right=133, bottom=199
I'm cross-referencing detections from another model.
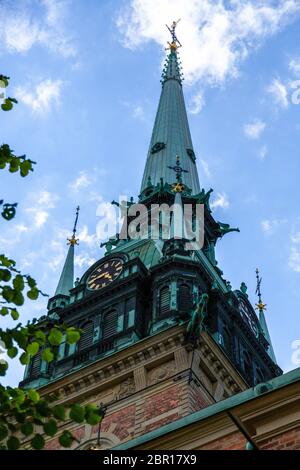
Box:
left=255, top=268, right=267, bottom=311
left=165, top=19, right=182, bottom=50
left=67, top=205, right=80, bottom=246
left=168, top=155, right=188, bottom=183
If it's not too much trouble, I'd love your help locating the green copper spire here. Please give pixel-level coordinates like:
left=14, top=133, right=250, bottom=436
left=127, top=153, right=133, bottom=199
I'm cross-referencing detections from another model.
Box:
left=255, top=268, right=277, bottom=363
left=54, top=206, right=80, bottom=297
left=140, top=21, right=200, bottom=195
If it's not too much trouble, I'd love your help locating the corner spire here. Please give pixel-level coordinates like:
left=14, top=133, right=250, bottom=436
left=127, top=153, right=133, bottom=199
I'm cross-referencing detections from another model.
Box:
left=255, top=268, right=277, bottom=363
left=140, top=21, right=200, bottom=195
left=54, top=206, right=80, bottom=297
left=161, top=20, right=183, bottom=85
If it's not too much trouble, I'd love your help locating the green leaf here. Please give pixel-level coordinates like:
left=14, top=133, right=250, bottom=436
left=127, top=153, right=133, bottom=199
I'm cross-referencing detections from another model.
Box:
left=1, top=98, right=13, bottom=111
left=0, top=425, right=8, bottom=441
left=59, top=430, right=74, bottom=448
left=31, top=433, right=45, bottom=450
left=42, top=348, right=54, bottom=363
left=7, top=346, right=18, bottom=358
left=0, top=307, right=9, bottom=316
left=28, top=389, right=40, bottom=403
left=27, top=276, right=37, bottom=288
left=7, top=436, right=20, bottom=450
left=20, top=160, right=32, bottom=177
left=69, top=404, right=85, bottom=423
left=0, top=361, right=8, bottom=376
left=43, top=419, right=57, bottom=437
left=66, top=329, right=80, bottom=344
left=13, top=274, right=25, bottom=291
left=10, top=309, right=19, bottom=320
left=35, top=330, right=46, bottom=344
left=86, top=411, right=101, bottom=426
left=21, top=422, right=34, bottom=437
left=12, top=291, right=24, bottom=306
left=27, top=288, right=39, bottom=300
left=48, top=328, right=63, bottom=346
left=52, top=405, right=65, bottom=421
left=27, top=341, right=39, bottom=356
left=20, top=352, right=30, bottom=365
left=0, top=268, right=11, bottom=281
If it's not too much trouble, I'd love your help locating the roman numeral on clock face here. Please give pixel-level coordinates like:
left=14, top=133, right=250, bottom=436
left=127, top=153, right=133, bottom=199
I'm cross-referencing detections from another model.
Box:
left=87, top=258, right=124, bottom=290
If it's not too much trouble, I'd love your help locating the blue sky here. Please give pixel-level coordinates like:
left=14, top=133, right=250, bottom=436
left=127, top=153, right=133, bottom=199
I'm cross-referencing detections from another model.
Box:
left=1, top=0, right=300, bottom=386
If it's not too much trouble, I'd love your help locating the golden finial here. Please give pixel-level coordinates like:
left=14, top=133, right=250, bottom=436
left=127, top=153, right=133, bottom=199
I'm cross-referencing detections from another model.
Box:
left=255, top=268, right=267, bottom=312
left=67, top=206, right=80, bottom=246
left=165, top=19, right=182, bottom=51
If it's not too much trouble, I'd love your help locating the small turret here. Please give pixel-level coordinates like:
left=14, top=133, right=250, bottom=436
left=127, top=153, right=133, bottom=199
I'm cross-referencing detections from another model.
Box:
left=47, top=206, right=80, bottom=314
left=255, top=268, right=277, bottom=363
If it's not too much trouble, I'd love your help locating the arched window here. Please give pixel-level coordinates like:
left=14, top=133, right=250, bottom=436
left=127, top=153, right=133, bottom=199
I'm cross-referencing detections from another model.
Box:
left=78, top=321, right=94, bottom=351
left=243, top=350, right=253, bottom=383
left=178, top=284, right=192, bottom=313
left=159, top=286, right=170, bottom=316
left=102, top=310, right=118, bottom=339
left=222, top=327, right=232, bottom=355
left=254, top=367, right=264, bottom=385
left=30, top=351, right=41, bottom=378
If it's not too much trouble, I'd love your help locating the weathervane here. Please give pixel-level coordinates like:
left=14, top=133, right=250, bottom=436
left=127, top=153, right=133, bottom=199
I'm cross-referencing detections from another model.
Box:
left=67, top=205, right=80, bottom=246
left=255, top=268, right=267, bottom=312
left=165, top=19, right=182, bottom=51
left=168, top=155, right=188, bottom=192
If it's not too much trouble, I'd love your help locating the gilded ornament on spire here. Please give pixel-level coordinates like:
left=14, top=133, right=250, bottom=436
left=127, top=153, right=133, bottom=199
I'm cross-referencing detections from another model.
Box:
left=168, top=154, right=188, bottom=192
left=255, top=268, right=267, bottom=312
left=67, top=205, right=80, bottom=246
left=165, top=19, right=182, bottom=51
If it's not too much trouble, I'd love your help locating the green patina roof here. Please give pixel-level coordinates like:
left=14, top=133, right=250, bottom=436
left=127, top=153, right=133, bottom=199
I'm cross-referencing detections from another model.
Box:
left=259, top=309, right=277, bottom=364
left=140, top=49, right=200, bottom=195
left=54, top=243, right=74, bottom=297
left=113, top=366, right=300, bottom=450
left=112, top=238, right=162, bottom=269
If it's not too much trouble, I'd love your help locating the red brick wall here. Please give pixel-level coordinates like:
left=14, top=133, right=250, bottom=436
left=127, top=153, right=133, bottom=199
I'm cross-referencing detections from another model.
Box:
left=199, top=431, right=246, bottom=450
left=144, top=386, right=181, bottom=420
left=95, top=404, right=136, bottom=441
left=260, top=426, right=300, bottom=450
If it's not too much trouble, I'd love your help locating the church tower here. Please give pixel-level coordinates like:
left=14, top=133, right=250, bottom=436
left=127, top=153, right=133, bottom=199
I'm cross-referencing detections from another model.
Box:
left=20, top=22, right=281, bottom=450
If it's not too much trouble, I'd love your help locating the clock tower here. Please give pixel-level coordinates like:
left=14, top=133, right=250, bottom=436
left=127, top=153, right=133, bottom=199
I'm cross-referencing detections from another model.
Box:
left=20, top=22, right=281, bottom=450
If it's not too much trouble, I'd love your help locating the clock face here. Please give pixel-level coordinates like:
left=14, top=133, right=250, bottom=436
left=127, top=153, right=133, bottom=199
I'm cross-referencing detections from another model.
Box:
left=238, top=298, right=258, bottom=336
left=87, top=258, right=124, bottom=290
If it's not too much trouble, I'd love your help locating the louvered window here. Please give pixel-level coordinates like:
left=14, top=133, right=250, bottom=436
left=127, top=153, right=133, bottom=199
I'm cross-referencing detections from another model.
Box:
left=78, top=322, right=94, bottom=351
left=159, top=286, right=170, bottom=316
left=178, top=284, right=192, bottom=313
left=30, top=351, right=41, bottom=377
left=102, top=310, right=118, bottom=339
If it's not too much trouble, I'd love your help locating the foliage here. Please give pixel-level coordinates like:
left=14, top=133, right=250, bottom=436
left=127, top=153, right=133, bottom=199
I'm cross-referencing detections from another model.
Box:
left=0, top=75, right=102, bottom=450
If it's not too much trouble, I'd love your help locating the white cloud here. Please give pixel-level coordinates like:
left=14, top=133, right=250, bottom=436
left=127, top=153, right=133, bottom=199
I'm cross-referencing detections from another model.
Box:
left=200, top=159, right=211, bottom=178
left=210, top=192, right=229, bottom=210
left=289, top=57, right=300, bottom=75
left=244, top=119, right=266, bottom=140
left=132, top=105, right=145, bottom=120
left=267, top=78, right=289, bottom=109
left=69, top=171, right=92, bottom=192
left=78, top=225, right=98, bottom=248
left=75, top=254, right=96, bottom=269
left=15, top=79, right=63, bottom=115
left=25, top=190, right=59, bottom=228
left=259, top=145, right=268, bottom=160
left=289, top=246, right=300, bottom=272
left=261, top=218, right=286, bottom=235
left=0, top=0, right=76, bottom=57
left=189, top=91, right=205, bottom=114
left=116, top=0, right=300, bottom=87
